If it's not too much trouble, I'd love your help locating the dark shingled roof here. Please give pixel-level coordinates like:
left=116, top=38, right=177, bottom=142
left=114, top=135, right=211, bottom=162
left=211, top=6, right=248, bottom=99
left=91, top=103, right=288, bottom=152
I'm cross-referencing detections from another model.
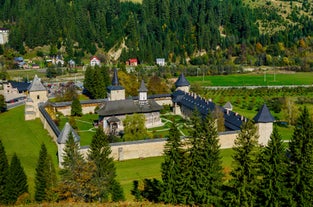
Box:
left=8, top=81, right=30, bottom=93
left=138, top=80, right=148, bottom=92
left=107, top=68, right=124, bottom=91
left=57, top=122, right=80, bottom=144
left=175, top=73, right=190, bottom=87
left=112, top=68, right=119, bottom=86
left=97, top=99, right=162, bottom=117
left=253, top=104, right=275, bottom=123
left=172, top=90, right=244, bottom=131
left=28, top=75, right=46, bottom=92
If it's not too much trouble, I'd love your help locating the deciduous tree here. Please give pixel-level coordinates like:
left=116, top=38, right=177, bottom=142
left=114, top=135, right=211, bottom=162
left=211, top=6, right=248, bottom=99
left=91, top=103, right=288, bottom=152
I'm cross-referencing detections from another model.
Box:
left=123, top=114, right=150, bottom=141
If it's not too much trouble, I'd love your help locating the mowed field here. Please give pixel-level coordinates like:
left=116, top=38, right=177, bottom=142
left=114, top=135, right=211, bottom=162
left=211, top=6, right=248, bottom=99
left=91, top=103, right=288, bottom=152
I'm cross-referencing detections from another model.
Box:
left=188, top=72, right=313, bottom=86
left=0, top=106, right=235, bottom=200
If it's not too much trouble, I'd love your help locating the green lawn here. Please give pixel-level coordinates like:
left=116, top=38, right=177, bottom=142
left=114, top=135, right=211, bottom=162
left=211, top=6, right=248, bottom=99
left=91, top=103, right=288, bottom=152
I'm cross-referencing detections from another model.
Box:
left=0, top=106, right=293, bottom=202
left=188, top=72, right=313, bottom=86
left=0, top=106, right=58, bottom=198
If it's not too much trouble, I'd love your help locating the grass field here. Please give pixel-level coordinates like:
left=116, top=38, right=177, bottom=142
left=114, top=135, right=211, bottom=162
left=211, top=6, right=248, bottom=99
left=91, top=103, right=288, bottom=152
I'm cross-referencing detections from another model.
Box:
left=0, top=106, right=58, bottom=197
left=188, top=72, right=313, bottom=86
left=0, top=106, right=237, bottom=201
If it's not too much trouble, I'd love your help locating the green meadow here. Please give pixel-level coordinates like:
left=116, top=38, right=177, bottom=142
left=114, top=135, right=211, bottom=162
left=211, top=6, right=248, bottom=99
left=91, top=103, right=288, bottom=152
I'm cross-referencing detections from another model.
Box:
left=0, top=106, right=236, bottom=200
left=188, top=72, right=313, bottom=86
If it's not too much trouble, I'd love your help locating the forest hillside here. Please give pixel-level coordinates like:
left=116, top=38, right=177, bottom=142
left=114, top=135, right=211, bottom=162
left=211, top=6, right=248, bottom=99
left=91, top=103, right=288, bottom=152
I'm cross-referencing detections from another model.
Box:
left=0, top=0, right=313, bottom=68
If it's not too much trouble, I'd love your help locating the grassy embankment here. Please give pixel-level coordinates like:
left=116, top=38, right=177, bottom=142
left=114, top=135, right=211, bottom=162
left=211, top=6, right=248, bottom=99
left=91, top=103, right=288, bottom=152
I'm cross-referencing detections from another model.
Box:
left=0, top=106, right=234, bottom=200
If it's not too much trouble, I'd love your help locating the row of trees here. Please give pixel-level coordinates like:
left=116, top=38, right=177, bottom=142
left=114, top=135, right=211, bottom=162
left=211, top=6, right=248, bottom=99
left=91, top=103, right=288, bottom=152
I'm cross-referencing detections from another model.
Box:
left=133, top=107, right=313, bottom=206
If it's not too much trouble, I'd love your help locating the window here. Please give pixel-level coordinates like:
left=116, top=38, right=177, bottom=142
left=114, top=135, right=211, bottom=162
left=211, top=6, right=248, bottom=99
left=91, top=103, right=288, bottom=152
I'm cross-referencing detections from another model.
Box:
left=37, top=95, right=40, bottom=100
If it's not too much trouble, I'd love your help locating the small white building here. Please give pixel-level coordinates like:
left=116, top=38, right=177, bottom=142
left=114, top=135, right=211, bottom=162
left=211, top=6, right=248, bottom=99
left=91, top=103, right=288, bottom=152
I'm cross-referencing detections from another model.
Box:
left=156, top=58, right=165, bottom=66
left=0, top=28, right=9, bottom=45
left=90, top=56, right=101, bottom=67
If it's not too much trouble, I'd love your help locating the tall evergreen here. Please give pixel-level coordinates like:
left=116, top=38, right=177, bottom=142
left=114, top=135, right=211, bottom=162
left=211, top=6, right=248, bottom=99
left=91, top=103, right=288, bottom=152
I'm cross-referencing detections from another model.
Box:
left=71, top=97, right=82, bottom=116
left=286, top=107, right=313, bottom=206
left=160, top=120, right=184, bottom=204
left=180, top=111, right=224, bottom=206
left=5, top=153, right=28, bottom=204
left=88, top=127, right=124, bottom=202
left=0, top=140, right=9, bottom=204
left=257, top=126, right=288, bottom=206
left=59, top=132, right=95, bottom=202
left=224, top=120, right=260, bottom=207
left=35, top=143, right=57, bottom=202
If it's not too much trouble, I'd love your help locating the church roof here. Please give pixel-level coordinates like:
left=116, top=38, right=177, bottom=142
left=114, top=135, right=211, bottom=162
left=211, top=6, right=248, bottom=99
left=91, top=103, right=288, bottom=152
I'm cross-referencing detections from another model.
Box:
left=138, top=80, right=148, bottom=92
left=97, top=99, right=162, bottom=117
left=8, top=81, right=30, bottom=92
left=175, top=73, right=190, bottom=87
left=108, top=68, right=124, bottom=91
left=172, top=90, right=244, bottom=131
left=253, top=104, right=275, bottom=123
left=112, top=68, right=119, bottom=86
left=28, top=75, right=46, bottom=92
left=57, top=122, right=80, bottom=144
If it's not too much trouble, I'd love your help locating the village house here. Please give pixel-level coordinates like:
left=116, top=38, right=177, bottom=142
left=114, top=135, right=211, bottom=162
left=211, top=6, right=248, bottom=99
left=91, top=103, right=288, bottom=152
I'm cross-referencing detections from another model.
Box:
left=90, top=56, right=101, bottom=67
left=126, top=58, right=138, bottom=66
left=0, top=81, right=30, bottom=103
left=156, top=58, right=166, bottom=66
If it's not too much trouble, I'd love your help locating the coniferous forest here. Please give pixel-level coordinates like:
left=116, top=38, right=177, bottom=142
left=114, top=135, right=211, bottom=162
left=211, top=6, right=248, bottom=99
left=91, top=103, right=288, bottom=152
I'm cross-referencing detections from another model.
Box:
left=1, top=0, right=313, bottom=67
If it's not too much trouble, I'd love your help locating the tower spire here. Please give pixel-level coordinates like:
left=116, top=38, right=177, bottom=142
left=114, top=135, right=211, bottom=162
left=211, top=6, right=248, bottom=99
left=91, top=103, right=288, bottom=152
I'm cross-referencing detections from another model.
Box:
left=112, top=68, right=119, bottom=86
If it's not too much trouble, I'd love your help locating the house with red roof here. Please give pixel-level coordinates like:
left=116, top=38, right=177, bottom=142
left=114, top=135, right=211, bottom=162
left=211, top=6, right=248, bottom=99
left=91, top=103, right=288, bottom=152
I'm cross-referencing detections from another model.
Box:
left=90, top=56, right=101, bottom=67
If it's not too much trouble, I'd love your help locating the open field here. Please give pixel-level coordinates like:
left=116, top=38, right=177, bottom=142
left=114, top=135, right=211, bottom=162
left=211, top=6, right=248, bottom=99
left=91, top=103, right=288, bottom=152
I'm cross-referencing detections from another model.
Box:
left=0, top=106, right=58, bottom=197
left=188, top=72, right=313, bottom=86
left=0, top=106, right=236, bottom=201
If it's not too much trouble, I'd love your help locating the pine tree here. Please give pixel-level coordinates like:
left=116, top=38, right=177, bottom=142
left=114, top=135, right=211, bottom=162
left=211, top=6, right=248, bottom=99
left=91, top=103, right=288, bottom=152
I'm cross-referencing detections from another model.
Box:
left=224, top=120, right=260, bottom=207
left=257, top=126, right=288, bottom=206
left=286, top=107, right=313, bottom=206
left=35, top=143, right=57, bottom=202
left=71, top=97, right=82, bottom=116
left=59, top=132, right=96, bottom=202
left=88, top=127, right=124, bottom=202
left=180, top=111, right=224, bottom=206
left=0, top=140, right=9, bottom=204
left=160, top=120, right=184, bottom=204
left=5, top=153, right=28, bottom=204
left=35, top=144, right=48, bottom=202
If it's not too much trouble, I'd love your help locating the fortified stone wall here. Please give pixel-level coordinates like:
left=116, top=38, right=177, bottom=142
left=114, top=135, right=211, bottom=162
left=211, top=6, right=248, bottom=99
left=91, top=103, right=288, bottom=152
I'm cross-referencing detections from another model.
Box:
left=37, top=102, right=240, bottom=164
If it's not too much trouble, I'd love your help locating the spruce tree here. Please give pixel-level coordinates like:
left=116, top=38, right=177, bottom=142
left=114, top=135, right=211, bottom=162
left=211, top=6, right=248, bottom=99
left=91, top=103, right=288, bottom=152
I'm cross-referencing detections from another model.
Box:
left=160, top=120, right=184, bottom=204
left=71, top=97, right=82, bottom=116
left=5, top=153, right=28, bottom=204
left=257, top=126, right=288, bottom=206
left=35, top=143, right=57, bottom=202
left=88, top=127, right=124, bottom=202
left=224, top=120, right=260, bottom=207
left=0, top=139, right=9, bottom=204
left=35, top=143, right=48, bottom=202
left=180, top=111, right=224, bottom=206
left=286, top=107, right=313, bottom=206
left=59, top=132, right=96, bottom=202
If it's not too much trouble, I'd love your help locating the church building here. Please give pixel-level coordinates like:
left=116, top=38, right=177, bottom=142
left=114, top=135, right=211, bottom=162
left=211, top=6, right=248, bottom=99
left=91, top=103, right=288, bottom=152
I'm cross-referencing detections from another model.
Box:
left=97, top=69, right=163, bottom=135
